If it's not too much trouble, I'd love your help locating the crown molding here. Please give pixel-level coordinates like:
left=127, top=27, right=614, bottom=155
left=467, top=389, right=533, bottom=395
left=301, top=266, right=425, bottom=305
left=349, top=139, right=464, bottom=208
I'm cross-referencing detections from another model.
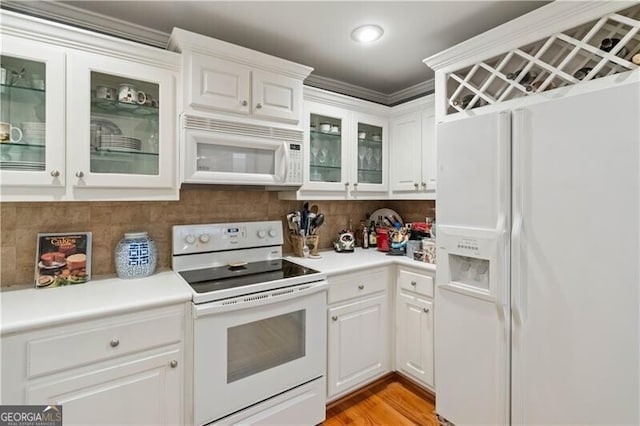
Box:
left=304, top=74, right=390, bottom=105
left=1, top=0, right=170, bottom=48
left=305, top=74, right=434, bottom=106
left=423, top=1, right=635, bottom=73
left=387, top=80, right=434, bottom=106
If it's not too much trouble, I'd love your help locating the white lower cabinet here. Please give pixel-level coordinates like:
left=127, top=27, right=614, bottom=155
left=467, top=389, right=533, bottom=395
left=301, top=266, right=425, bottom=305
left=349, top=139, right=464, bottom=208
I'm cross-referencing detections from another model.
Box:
left=1, top=304, right=185, bottom=425
left=395, top=267, right=435, bottom=389
left=326, top=267, right=391, bottom=400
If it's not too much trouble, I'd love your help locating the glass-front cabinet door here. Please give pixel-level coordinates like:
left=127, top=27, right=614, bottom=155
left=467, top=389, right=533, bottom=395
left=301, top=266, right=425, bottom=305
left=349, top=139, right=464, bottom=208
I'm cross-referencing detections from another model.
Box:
left=352, top=113, right=388, bottom=192
left=0, top=36, right=65, bottom=187
left=67, top=52, right=175, bottom=189
left=304, top=102, right=349, bottom=191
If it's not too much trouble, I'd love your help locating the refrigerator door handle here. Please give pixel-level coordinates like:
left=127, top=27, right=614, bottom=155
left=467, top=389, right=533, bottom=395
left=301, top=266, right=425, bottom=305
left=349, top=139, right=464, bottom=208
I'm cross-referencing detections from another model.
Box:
left=511, top=109, right=526, bottom=325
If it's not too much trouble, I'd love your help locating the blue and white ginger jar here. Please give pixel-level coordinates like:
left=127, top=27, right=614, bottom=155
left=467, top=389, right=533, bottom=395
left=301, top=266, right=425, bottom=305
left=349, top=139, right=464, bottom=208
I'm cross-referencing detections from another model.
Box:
left=115, top=232, right=158, bottom=279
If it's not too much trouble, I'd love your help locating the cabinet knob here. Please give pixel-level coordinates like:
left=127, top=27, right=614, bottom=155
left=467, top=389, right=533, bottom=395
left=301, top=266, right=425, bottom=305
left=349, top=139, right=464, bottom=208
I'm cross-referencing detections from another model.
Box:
left=110, top=339, right=120, bottom=347
left=353, top=182, right=358, bottom=188
left=344, top=182, right=349, bottom=187
left=423, top=308, right=430, bottom=314
left=75, top=171, right=84, bottom=178
left=414, top=182, right=419, bottom=189
left=358, top=284, right=365, bottom=290
left=50, top=170, right=60, bottom=178
left=421, top=182, right=427, bottom=188
left=241, top=100, right=248, bottom=106
left=411, top=280, right=417, bottom=286
left=170, top=360, right=178, bottom=368
left=332, top=316, right=338, bottom=321
left=256, top=103, right=263, bottom=109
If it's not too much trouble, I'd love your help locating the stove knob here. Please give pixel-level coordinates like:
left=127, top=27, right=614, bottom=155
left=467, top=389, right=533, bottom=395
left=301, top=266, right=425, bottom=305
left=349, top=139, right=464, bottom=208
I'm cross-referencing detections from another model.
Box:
left=185, top=234, right=196, bottom=245
left=268, top=229, right=277, bottom=238
left=199, top=233, right=210, bottom=243
left=257, top=230, right=266, bottom=238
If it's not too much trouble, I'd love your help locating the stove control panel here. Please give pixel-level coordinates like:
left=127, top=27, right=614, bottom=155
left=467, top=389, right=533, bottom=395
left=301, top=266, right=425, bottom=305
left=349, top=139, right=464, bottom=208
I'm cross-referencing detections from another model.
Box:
left=172, top=220, right=284, bottom=255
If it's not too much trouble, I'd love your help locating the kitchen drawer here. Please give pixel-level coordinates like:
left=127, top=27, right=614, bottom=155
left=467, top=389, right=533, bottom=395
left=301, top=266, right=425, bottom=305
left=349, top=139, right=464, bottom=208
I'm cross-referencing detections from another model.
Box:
left=397, top=269, right=434, bottom=298
left=328, top=267, right=390, bottom=305
left=27, top=311, right=182, bottom=378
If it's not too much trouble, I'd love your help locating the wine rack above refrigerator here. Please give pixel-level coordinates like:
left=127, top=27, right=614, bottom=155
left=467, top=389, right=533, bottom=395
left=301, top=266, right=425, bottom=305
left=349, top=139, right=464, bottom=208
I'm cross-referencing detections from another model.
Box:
left=445, top=3, right=640, bottom=116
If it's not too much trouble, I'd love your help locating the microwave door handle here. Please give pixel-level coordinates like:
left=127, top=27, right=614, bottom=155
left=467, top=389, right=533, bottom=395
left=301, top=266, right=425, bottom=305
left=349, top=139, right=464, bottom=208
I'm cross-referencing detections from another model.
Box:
left=280, top=141, right=290, bottom=182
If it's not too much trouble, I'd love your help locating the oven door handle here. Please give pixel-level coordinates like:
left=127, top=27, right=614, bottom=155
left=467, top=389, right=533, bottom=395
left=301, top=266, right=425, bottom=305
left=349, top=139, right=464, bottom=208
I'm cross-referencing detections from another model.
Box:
left=193, top=280, right=329, bottom=317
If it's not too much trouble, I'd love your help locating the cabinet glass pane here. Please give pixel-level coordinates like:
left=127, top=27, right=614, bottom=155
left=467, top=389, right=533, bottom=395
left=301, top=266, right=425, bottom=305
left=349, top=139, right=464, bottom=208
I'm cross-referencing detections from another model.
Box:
left=90, top=72, right=159, bottom=175
left=309, top=113, right=341, bottom=182
left=0, top=55, right=46, bottom=171
left=357, top=123, right=383, bottom=184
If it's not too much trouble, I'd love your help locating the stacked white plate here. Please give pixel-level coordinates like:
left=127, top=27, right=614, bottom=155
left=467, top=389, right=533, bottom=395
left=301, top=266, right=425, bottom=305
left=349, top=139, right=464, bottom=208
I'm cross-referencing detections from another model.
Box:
left=0, top=160, right=46, bottom=170
left=21, top=122, right=46, bottom=145
left=98, top=135, right=142, bottom=152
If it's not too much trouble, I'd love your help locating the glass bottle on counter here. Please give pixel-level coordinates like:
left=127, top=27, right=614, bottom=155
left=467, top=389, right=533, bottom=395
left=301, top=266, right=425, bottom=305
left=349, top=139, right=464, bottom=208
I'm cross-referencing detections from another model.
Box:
left=363, top=225, right=369, bottom=249
left=368, top=221, right=377, bottom=248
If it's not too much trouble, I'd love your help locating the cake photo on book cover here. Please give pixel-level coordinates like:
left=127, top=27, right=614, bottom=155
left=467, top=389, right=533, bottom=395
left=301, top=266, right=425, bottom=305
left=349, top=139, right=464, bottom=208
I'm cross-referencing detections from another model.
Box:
left=35, top=232, right=92, bottom=288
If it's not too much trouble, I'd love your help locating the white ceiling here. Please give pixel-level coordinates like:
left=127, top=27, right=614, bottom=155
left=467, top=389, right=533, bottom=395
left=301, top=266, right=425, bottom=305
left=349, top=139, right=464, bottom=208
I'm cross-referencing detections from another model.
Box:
left=8, top=1, right=550, bottom=102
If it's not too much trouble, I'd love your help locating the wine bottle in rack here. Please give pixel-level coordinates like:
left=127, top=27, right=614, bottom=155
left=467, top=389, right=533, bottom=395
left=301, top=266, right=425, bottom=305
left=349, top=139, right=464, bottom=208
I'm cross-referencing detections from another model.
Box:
left=599, top=38, right=629, bottom=58
left=452, top=94, right=484, bottom=110
left=506, top=69, right=537, bottom=84
left=525, top=80, right=557, bottom=92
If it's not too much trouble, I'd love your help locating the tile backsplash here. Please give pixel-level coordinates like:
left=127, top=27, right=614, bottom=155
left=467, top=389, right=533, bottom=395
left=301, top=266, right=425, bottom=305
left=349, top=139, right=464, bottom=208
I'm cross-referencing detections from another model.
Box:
left=0, top=187, right=434, bottom=288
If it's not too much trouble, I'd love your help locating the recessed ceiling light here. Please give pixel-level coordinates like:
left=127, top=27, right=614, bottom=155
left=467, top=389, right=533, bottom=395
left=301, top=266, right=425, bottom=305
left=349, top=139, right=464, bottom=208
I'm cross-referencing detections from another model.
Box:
left=351, top=24, right=384, bottom=44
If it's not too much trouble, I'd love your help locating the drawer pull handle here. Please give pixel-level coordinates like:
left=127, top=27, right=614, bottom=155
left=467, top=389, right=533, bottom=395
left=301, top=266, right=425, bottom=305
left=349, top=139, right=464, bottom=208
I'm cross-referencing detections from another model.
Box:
left=358, top=284, right=364, bottom=290
left=170, top=360, right=178, bottom=368
left=110, top=339, right=120, bottom=347
left=414, top=182, right=419, bottom=189
left=411, top=281, right=417, bottom=286
left=423, top=308, right=430, bottom=313
left=75, top=171, right=84, bottom=178
left=241, top=100, right=248, bottom=106
left=50, top=170, right=60, bottom=178
left=256, top=103, right=263, bottom=109
left=332, top=316, right=338, bottom=321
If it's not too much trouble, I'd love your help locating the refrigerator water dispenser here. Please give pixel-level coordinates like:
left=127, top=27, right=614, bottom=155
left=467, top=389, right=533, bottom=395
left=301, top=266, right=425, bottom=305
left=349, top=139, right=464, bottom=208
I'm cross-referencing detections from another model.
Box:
left=448, top=255, right=490, bottom=291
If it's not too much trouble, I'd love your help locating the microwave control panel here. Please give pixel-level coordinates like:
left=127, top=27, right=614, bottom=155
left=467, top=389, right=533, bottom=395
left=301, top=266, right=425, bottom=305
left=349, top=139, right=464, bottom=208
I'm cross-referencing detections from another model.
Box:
left=286, top=143, right=303, bottom=184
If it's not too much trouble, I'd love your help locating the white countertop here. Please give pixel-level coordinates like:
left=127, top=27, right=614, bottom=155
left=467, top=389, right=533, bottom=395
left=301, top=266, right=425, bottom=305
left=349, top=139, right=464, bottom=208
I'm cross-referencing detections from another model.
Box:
left=286, top=248, right=436, bottom=276
left=1, top=270, right=192, bottom=336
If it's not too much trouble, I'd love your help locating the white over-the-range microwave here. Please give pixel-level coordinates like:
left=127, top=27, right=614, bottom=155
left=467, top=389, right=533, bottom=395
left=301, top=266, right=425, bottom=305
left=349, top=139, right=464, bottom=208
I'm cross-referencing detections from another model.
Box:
left=182, top=114, right=304, bottom=187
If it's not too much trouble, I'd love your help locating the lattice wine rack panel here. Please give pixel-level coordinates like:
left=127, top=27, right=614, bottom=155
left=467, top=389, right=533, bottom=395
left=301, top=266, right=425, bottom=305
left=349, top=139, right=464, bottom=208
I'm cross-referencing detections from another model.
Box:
left=446, top=3, right=640, bottom=115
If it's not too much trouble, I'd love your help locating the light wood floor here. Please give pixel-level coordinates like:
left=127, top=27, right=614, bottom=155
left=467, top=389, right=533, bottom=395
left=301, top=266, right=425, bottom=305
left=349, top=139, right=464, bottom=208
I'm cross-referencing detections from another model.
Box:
left=324, top=374, right=439, bottom=426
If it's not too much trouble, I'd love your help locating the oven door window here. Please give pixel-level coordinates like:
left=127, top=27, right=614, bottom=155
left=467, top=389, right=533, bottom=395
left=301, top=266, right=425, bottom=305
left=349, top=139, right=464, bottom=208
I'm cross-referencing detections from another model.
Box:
left=227, top=310, right=305, bottom=383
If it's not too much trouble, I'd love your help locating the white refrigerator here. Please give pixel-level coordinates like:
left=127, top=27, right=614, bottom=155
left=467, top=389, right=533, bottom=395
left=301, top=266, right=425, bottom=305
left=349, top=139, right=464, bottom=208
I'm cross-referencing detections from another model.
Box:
left=435, top=79, right=639, bottom=425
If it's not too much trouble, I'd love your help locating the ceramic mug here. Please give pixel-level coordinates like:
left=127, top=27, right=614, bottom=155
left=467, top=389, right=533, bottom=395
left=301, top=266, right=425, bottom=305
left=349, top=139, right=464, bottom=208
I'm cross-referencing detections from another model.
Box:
left=96, top=85, right=116, bottom=101
left=118, top=83, right=146, bottom=105
left=0, top=122, right=23, bottom=143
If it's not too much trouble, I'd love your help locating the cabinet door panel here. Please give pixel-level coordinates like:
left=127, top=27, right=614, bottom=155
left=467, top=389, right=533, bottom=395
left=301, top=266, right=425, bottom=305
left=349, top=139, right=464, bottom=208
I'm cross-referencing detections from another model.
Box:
left=390, top=112, right=422, bottom=191
left=252, top=70, right=301, bottom=123
left=352, top=112, right=388, bottom=192
left=0, top=35, right=65, bottom=187
left=396, top=291, right=434, bottom=387
left=421, top=110, right=437, bottom=191
left=67, top=51, right=176, bottom=189
left=26, top=348, right=181, bottom=426
left=189, top=53, right=250, bottom=114
left=327, top=294, right=389, bottom=398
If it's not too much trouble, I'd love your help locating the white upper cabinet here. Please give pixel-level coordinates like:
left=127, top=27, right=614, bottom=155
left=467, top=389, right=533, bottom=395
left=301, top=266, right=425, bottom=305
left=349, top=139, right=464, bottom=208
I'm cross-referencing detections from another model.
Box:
left=279, top=87, right=389, bottom=200
left=169, top=28, right=312, bottom=126
left=389, top=95, right=436, bottom=199
left=0, top=10, right=180, bottom=202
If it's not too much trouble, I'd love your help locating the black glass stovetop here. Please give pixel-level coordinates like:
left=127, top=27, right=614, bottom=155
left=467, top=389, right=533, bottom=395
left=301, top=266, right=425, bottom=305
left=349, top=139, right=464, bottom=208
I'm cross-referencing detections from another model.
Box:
left=179, top=259, right=320, bottom=294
